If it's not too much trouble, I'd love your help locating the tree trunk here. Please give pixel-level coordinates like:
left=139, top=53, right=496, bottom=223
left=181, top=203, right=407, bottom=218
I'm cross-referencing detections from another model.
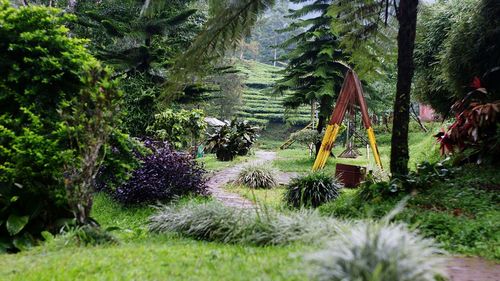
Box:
left=390, top=0, right=419, bottom=176
left=315, top=115, right=325, bottom=156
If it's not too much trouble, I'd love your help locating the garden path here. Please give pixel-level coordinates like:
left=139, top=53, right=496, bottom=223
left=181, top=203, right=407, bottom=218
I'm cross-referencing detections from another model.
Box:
left=207, top=152, right=500, bottom=280
left=206, top=150, right=297, bottom=208
left=447, top=257, right=500, bottom=281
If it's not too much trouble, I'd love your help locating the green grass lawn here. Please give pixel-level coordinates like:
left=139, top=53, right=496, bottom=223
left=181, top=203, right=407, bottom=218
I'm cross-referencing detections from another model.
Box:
left=225, top=183, right=286, bottom=210
left=0, top=194, right=308, bottom=281
left=272, top=129, right=441, bottom=174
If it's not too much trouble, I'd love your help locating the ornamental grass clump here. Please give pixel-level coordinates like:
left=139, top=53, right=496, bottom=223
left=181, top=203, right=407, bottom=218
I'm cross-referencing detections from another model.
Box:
left=306, top=221, right=446, bottom=281
left=236, top=165, right=277, bottom=189
left=284, top=172, right=343, bottom=208
left=148, top=201, right=343, bottom=246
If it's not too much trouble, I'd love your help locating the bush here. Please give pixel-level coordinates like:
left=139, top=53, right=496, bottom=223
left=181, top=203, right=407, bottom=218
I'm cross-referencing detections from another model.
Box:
left=110, top=139, right=208, bottom=205
left=236, top=165, right=277, bottom=189
left=306, top=221, right=446, bottom=281
left=206, top=119, right=258, bottom=161
left=146, top=109, right=206, bottom=149
left=149, top=201, right=343, bottom=246
left=0, top=2, right=135, bottom=251
left=284, top=172, right=343, bottom=208
left=359, top=160, right=456, bottom=201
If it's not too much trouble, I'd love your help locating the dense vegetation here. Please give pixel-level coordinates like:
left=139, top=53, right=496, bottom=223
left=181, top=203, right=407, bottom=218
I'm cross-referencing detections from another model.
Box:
left=1, top=0, right=499, bottom=280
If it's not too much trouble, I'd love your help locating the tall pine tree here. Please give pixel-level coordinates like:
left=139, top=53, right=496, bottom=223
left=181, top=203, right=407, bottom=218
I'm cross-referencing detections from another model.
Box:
left=274, top=0, right=349, bottom=154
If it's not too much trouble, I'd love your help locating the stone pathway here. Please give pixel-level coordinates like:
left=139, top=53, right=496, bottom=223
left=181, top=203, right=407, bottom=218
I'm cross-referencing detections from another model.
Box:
left=206, top=150, right=296, bottom=208
left=447, top=257, right=500, bottom=281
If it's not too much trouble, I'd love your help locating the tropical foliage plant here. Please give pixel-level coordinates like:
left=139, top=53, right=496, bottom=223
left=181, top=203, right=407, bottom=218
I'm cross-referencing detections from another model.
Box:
left=284, top=172, right=343, bottom=208
left=205, top=119, right=258, bottom=161
left=435, top=71, right=500, bottom=164
left=109, top=139, right=208, bottom=205
left=236, top=165, right=277, bottom=189
left=146, top=109, right=206, bottom=149
left=306, top=221, right=446, bottom=281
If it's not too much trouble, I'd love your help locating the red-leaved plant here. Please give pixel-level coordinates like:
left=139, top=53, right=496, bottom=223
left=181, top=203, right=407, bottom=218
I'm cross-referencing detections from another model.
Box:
left=435, top=71, right=500, bottom=163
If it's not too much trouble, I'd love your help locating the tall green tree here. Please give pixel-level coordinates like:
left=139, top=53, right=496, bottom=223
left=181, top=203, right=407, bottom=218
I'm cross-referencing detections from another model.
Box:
left=331, top=0, right=417, bottom=175
left=274, top=0, right=348, bottom=154
left=72, top=0, right=204, bottom=136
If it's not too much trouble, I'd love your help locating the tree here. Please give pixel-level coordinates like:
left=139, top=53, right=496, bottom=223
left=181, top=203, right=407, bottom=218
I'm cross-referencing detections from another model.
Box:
left=248, top=1, right=299, bottom=65
left=171, top=0, right=418, bottom=175
left=72, top=0, right=204, bottom=136
left=331, top=0, right=417, bottom=175
left=274, top=0, right=348, bottom=154
left=414, top=0, right=500, bottom=116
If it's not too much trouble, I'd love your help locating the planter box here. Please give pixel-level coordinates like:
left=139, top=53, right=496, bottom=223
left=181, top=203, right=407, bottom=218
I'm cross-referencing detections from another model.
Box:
left=335, top=163, right=365, bottom=188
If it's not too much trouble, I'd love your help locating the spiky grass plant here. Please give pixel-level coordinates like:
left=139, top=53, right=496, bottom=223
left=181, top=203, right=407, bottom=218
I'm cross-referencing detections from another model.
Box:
left=306, top=221, right=447, bottom=281
left=236, top=165, right=277, bottom=189
left=284, top=172, right=343, bottom=208
left=148, top=201, right=343, bottom=246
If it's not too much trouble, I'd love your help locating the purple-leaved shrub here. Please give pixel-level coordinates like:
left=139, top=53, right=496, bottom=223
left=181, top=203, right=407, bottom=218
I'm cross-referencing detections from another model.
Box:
left=111, top=139, right=208, bottom=205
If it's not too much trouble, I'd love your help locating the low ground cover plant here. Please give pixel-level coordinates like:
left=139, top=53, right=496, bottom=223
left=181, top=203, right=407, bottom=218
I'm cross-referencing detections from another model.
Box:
left=149, top=201, right=343, bottom=246
left=236, top=165, right=277, bottom=189
left=306, top=221, right=446, bottom=281
left=107, top=139, right=208, bottom=205
left=284, top=172, right=343, bottom=208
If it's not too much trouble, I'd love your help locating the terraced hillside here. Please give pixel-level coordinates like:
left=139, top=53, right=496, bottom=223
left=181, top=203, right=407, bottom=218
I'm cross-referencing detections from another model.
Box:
left=234, top=60, right=311, bottom=127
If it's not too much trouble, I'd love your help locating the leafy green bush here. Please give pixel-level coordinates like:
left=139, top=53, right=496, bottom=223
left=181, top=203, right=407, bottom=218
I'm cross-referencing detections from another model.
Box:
left=306, top=221, right=446, bottom=281
left=206, top=119, right=258, bottom=161
left=0, top=1, right=135, bottom=251
left=149, top=201, right=343, bottom=246
left=146, top=109, right=206, bottom=149
left=284, top=172, right=343, bottom=208
left=236, top=165, right=277, bottom=189
left=359, top=160, right=455, bottom=201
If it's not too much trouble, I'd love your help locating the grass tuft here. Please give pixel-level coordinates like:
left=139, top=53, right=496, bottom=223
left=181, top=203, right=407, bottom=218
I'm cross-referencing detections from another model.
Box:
left=306, top=221, right=447, bottom=281
left=148, top=201, right=343, bottom=246
left=236, top=165, right=277, bottom=189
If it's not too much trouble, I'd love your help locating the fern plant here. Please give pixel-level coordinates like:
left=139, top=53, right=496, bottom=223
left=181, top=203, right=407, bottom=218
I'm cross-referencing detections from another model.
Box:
left=236, top=165, right=277, bottom=189
left=284, top=172, right=343, bottom=208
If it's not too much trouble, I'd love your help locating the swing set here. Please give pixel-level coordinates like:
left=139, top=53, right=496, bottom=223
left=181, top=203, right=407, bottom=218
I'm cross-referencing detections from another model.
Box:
left=312, top=68, right=383, bottom=171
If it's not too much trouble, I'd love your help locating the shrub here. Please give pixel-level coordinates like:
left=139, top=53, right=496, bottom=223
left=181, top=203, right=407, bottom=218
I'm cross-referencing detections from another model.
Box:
left=236, top=165, right=277, bottom=189
left=206, top=119, right=258, bottom=161
left=284, top=172, right=343, bottom=208
left=0, top=2, right=135, bottom=251
left=306, top=221, right=446, bottom=281
left=146, top=109, right=206, bottom=149
left=149, top=201, right=343, bottom=246
left=110, top=139, right=208, bottom=205
left=359, top=160, right=456, bottom=201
